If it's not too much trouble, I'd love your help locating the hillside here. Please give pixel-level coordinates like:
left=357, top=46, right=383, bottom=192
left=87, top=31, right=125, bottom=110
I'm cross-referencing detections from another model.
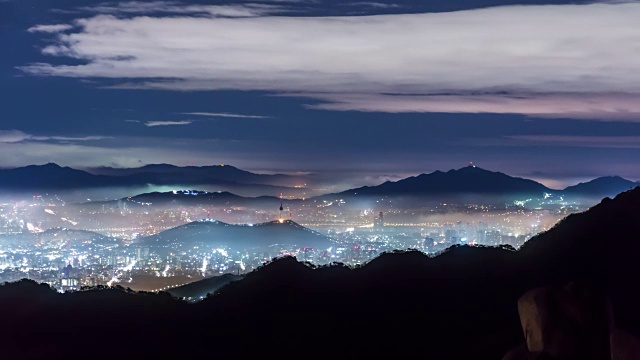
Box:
left=0, top=163, right=301, bottom=192
left=90, top=190, right=288, bottom=209
left=166, top=273, right=243, bottom=301
left=329, top=165, right=552, bottom=202
left=0, top=163, right=113, bottom=190
left=141, top=219, right=333, bottom=251
left=87, top=163, right=302, bottom=187
left=562, top=176, right=638, bottom=199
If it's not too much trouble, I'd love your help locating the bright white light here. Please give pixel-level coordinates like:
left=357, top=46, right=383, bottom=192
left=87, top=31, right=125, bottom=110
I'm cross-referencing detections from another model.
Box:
left=215, top=248, right=228, bottom=257
left=201, top=257, right=208, bottom=275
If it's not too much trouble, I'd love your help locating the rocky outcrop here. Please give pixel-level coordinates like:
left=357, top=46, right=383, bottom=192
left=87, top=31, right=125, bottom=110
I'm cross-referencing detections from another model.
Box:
left=504, top=282, right=639, bottom=360
left=611, top=329, right=640, bottom=360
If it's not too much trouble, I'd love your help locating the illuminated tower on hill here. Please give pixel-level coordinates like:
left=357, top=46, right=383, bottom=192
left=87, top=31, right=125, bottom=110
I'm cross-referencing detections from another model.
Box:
left=374, top=211, right=384, bottom=229
left=279, top=193, right=284, bottom=222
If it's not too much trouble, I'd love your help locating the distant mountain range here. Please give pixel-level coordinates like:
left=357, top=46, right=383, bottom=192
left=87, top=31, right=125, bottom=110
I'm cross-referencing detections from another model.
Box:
left=0, top=163, right=303, bottom=194
left=0, top=163, right=637, bottom=203
left=82, top=166, right=640, bottom=210
left=87, top=163, right=303, bottom=187
left=0, top=163, right=114, bottom=190
left=90, top=190, right=293, bottom=209
left=327, top=165, right=639, bottom=202
left=562, top=176, right=638, bottom=198
left=336, top=165, right=551, bottom=197
left=140, top=219, right=332, bottom=251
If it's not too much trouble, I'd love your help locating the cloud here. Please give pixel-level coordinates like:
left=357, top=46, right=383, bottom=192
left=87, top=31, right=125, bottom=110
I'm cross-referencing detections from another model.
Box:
left=144, top=120, right=192, bottom=126
left=0, top=139, right=216, bottom=169
left=21, top=3, right=640, bottom=119
left=182, top=112, right=269, bottom=119
left=304, top=92, right=640, bottom=120
left=0, top=129, right=111, bottom=143
left=27, top=24, right=73, bottom=33
left=79, top=1, right=288, bottom=17
left=504, top=135, right=640, bottom=148
left=0, top=130, right=32, bottom=143
left=0, top=135, right=315, bottom=172
left=346, top=2, right=400, bottom=9
left=35, top=135, right=111, bottom=141
left=465, top=134, right=640, bottom=149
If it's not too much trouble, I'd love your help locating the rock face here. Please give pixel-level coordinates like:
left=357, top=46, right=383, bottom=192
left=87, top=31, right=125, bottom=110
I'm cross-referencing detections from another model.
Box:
left=611, top=329, right=640, bottom=360
left=502, top=345, right=556, bottom=360
left=505, top=282, right=640, bottom=360
left=518, top=282, right=611, bottom=360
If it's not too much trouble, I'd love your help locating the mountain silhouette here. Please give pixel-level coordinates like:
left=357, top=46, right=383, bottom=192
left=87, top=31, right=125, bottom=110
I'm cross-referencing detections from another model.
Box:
left=90, top=190, right=288, bottom=209
left=0, top=163, right=113, bottom=189
left=141, top=219, right=333, bottom=252
left=2, top=163, right=638, bottom=204
left=331, top=165, right=552, bottom=202
left=518, top=187, right=640, bottom=331
left=0, top=163, right=301, bottom=192
left=88, top=163, right=302, bottom=187
left=562, top=175, right=638, bottom=199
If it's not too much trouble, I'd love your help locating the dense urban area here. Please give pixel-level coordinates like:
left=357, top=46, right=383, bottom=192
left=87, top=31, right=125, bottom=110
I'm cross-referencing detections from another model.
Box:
left=0, top=189, right=580, bottom=294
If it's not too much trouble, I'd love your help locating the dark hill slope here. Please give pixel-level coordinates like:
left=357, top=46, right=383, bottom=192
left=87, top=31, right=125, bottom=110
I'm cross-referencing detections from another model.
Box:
left=201, top=247, right=526, bottom=359
left=519, top=188, right=640, bottom=330
left=0, top=163, right=301, bottom=192
left=0, top=280, right=188, bottom=359
left=87, top=190, right=288, bottom=209
left=316, top=165, right=554, bottom=206
left=167, top=273, right=243, bottom=300
left=337, top=166, right=551, bottom=197
left=88, top=163, right=300, bottom=186
left=0, top=163, right=113, bottom=189
left=563, top=175, right=638, bottom=199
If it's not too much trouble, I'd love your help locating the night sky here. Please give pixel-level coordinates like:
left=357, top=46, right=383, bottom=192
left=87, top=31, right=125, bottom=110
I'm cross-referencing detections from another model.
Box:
left=2, top=0, right=640, bottom=189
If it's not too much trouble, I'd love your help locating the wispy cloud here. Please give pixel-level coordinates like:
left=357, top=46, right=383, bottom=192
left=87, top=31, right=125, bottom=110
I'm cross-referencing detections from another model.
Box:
left=144, top=120, right=192, bottom=127
left=27, top=24, right=73, bottom=33
left=0, top=129, right=111, bottom=143
left=21, top=3, right=640, bottom=120
left=304, top=92, right=640, bottom=120
left=345, top=2, right=400, bottom=9
left=0, top=130, right=32, bottom=143
left=466, top=134, right=640, bottom=149
left=0, top=138, right=224, bottom=169
left=504, top=135, right=640, bottom=148
left=79, top=1, right=288, bottom=17
left=182, top=112, right=270, bottom=119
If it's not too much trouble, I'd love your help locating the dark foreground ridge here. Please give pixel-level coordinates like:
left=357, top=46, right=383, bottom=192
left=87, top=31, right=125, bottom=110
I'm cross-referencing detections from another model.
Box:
left=2, top=189, right=640, bottom=359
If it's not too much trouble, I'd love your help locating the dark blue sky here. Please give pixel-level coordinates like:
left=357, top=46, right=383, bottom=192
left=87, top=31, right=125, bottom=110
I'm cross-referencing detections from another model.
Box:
left=2, top=0, right=640, bottom=188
